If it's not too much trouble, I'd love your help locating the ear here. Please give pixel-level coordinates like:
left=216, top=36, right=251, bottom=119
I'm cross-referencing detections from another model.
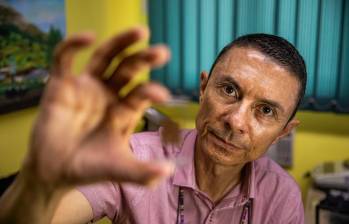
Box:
left=272, top=119, right=300, bottom=144
left=199, top=71, right=209, bottom=103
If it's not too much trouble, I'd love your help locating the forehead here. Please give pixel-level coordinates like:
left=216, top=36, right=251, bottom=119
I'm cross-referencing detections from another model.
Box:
left=210, top=47, right=300, bottom=115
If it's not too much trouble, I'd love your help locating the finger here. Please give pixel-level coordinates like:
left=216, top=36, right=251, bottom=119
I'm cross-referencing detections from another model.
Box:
left=113, top=160, right=175, bottom=186
left=52, top=32, right=95, bottom=77
left=107, top=45, right=170, bottom=93
left=120, top=82, right=170, bottom=111
left=86, top=26, right=149, bottom=78
left=68, top=142, right=174, bottom=186
left=114, top=82, right=170, bottom=135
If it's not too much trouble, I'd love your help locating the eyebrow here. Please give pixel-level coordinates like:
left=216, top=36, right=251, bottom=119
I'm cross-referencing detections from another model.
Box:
left=216, top=75, right=242, bottom=92
left=216, top=74, right=285, bottom=113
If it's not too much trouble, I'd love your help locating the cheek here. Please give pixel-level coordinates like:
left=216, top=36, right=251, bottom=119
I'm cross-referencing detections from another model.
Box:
left=196, top=95, right=221, bottom=126
left=248, top=124, right=281, bottom=159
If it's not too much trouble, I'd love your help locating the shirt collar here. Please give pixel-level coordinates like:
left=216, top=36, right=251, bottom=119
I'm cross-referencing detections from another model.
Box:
left=172, top=129, right=198, bottom=189
left=171, top=129, right=256, bottom=200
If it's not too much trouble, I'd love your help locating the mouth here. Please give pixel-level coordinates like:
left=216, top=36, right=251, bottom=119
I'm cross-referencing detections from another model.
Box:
left=207, top=129, right=245, bottom=151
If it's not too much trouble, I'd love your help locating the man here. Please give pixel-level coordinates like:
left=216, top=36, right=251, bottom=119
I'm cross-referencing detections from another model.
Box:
left=0, top=26, right=306, bottom=224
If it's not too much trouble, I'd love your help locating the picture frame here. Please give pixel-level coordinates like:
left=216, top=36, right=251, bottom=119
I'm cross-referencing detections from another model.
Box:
left=0, top=0, right=65, bottom=114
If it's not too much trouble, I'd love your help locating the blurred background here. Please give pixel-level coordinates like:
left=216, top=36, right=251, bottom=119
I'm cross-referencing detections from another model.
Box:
left=0, top=0, right=348, bottom=223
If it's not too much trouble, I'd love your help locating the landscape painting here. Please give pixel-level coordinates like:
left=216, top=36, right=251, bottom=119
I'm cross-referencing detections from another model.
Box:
left=0, top=0, right=65, bottom=114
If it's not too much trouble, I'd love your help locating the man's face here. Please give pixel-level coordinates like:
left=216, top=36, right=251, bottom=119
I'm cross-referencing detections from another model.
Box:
left=195, top=47, right=300, bottom=166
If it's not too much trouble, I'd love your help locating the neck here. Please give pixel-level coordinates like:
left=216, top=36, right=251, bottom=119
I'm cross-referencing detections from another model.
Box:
left=194, top=144, right=246, bottom=204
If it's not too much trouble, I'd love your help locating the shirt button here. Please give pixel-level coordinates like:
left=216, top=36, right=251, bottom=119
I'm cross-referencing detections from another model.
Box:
left=209, top=212, right=214, bottom=222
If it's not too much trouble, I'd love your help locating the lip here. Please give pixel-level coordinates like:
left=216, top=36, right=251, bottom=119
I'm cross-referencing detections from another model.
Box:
left=207, top=130, right=245, bottom=151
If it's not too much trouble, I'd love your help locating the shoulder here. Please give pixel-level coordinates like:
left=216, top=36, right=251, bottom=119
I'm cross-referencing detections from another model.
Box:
left=254, top=156, right=301, bottom=199
left=129, top=128, right=194, bottom=161
left=253, top=157, right=304, bottom=223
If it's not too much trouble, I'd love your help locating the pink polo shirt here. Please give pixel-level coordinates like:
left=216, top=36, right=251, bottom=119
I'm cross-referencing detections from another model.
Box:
left=78, top=128, right=304, bottom=224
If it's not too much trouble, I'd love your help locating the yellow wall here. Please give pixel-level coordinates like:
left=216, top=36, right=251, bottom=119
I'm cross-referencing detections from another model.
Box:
left=65, top=0, right=147, bottom=73
left=0, top=107, right=37, bottom=175
left=290, top=111, right=349, bottom=198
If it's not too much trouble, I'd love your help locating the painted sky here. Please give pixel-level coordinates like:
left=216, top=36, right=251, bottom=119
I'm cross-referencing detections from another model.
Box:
left=1, top=0, right=65, bottom=34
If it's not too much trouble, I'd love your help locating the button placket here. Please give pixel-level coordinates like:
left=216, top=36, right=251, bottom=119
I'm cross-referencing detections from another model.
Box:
left=204, top=210, right=215, bottom=224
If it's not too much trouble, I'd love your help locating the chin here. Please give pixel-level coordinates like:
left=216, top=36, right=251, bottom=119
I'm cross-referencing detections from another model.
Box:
left=197, top=125, right=251, bottom=166
left=203, top=141, right=248, bottom=166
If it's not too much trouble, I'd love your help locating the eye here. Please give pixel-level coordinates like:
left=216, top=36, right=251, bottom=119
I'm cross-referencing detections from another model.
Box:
left=262, top=106, right=272, bottom=114
left=258, top=105, right=275, bottom=117
left=223, top=85, right=238, bottom=98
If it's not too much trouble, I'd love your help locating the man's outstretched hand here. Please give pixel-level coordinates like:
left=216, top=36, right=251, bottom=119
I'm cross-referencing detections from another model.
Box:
left=27, top=27, right=174, bottom=189
left=0, top=27, right=174, bottom=224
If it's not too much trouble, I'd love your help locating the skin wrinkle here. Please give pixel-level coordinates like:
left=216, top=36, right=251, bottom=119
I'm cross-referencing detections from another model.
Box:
left=194, top=47, right=300, bottom=203
left=222, top=48, right=298, bottom=106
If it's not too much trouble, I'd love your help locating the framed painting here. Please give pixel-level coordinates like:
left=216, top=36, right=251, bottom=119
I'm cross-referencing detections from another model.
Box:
left=0, top=0, right=65, bottom=114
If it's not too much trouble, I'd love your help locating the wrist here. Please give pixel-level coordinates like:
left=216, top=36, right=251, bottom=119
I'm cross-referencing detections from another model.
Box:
left=0, top=171, right=69, bottom=224
left=21, top=153, right=70, bottom=194
left=19, top=168, right=69, bottom=199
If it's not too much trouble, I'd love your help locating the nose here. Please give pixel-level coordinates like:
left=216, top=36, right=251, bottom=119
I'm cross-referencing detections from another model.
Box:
left=223, top=103, right=249, bottom=135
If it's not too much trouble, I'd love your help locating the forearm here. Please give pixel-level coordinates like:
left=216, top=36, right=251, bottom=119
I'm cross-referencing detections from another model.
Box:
left=0, top=171, right=68, bottom=224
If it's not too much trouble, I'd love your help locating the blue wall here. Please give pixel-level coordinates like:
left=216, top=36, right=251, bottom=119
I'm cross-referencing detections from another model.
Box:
left=149, top=0, right=349, bottom=112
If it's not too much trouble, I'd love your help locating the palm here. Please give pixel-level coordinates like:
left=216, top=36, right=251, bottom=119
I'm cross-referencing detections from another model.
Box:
left=25, top=28, right=173, bottom=188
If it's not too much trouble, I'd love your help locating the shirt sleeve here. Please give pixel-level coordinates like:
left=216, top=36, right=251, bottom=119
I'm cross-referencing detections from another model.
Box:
left=76, top=136, right=139, bottom=222
left=77, top=182, right=120, bottom=222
